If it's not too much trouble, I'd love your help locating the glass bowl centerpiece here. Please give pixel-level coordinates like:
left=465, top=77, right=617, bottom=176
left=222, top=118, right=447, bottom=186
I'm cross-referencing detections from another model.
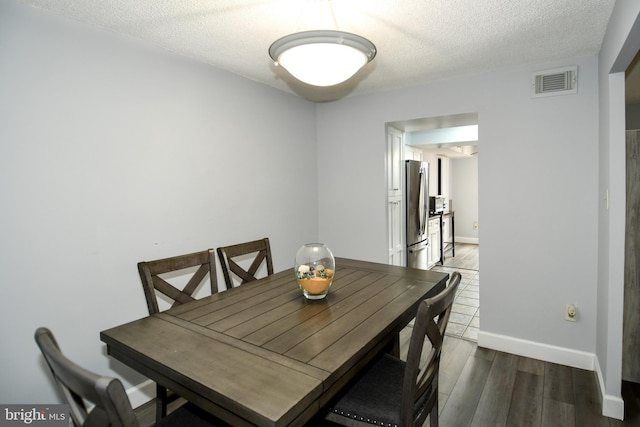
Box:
left=295, top=243, right=335, bottom=300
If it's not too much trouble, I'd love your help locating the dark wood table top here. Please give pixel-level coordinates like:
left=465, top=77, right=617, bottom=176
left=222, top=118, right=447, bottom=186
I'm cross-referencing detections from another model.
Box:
left=100, top=257, right=449, bottom=427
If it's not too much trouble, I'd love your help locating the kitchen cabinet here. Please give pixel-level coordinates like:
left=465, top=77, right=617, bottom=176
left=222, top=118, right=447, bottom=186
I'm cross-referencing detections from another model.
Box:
left=387, top=128, right=403, bottom=198
left=404, top=145, right=423, bottom=161
left=387, top=127, right=404, bottom=266
left=387, top=199, right=403, bottom=266
left=427, top=216, right=441, bottom=268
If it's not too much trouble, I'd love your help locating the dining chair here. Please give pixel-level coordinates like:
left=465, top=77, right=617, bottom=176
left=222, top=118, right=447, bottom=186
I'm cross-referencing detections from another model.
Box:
left=216, top=237, right=273, bottom=289
left=137, top=249, right=218, bottom=315
left=137, top=249, right=218, bottom=421
left=34, top=327, right=226, bottom=427
left=325, top=271, right=462, bottom=427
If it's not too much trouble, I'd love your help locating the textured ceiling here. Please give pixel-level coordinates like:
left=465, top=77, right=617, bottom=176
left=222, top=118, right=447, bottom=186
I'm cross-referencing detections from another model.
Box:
left=24, top=0, right=618, bottom=102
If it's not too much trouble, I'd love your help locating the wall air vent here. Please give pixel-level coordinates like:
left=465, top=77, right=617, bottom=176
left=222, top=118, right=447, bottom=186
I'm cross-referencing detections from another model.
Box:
left=531, top=66, right=577, bottom=98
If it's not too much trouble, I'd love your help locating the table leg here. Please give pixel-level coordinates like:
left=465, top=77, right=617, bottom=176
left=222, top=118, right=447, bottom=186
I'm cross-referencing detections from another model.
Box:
left=388, top=334, right=400, bottom=357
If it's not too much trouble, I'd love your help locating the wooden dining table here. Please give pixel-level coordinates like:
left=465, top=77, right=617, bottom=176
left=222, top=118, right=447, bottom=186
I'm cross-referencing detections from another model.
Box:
left=100, top=257, right=449, bottom=427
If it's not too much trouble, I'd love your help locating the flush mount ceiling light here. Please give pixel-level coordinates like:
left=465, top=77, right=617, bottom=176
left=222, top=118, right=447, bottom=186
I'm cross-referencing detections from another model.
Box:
left=269, top=30, right=376, bottom=87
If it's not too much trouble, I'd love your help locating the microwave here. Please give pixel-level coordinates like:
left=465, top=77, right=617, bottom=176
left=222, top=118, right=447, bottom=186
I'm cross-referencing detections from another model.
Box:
left=429, top=196, right=446, bottom=213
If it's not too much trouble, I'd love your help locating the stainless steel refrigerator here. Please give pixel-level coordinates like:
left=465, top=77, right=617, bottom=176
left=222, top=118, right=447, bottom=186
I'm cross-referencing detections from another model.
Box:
left=406, top=160, right=429, bottom=269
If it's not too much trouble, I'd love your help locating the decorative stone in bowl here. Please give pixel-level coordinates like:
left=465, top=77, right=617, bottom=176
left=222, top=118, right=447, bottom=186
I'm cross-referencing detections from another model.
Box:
left=295, top=243, right=335, bottom=300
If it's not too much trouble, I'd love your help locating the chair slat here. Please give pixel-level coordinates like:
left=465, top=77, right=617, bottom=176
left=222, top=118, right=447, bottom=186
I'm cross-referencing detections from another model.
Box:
left=137, top=249, right=217, bottom=315
left=217, top=238, right=273, bottom=289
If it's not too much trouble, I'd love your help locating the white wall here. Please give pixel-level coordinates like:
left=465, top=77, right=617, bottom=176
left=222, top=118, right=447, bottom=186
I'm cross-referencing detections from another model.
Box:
left=596, top=0, right=640, bottom=418
left=317, top=54, right=600, bottom=362
left=0, top=1, right=318, bottom=405
left=451, top=156, right=479, bottom=242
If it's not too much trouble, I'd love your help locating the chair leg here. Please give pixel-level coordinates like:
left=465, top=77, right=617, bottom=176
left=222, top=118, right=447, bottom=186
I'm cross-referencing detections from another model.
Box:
left=430, top=392, right=438, bottom=427
left=155, top=384, right=167, bottom=421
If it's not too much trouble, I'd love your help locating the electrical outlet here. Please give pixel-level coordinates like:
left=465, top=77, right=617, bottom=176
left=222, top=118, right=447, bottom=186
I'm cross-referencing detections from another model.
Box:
left=473, top=221, right=478, bottom=229
left=565, top=304, right=577, bottom=321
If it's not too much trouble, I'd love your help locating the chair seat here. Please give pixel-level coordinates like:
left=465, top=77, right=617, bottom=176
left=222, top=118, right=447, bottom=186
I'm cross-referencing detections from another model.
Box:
left=328, top=354, right=408, bottom=426
left=155, top=402, right=228, bottom=427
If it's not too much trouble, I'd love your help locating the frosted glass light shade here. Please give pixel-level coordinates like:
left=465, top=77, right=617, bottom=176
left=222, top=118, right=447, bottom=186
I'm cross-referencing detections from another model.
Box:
left=269, top=30, right=376, bottom=87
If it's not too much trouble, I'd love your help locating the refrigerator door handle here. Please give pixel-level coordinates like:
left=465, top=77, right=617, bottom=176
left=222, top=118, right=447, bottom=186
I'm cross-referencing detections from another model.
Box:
left=418, top=167, right=427, bottom=235
left=408, top=244, right=428, bottom=253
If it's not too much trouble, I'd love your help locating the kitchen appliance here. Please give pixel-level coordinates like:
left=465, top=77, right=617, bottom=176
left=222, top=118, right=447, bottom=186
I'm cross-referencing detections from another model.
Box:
left=406, top=160, right=429, bottom=270
left=429, top=195, right=446, bottom=214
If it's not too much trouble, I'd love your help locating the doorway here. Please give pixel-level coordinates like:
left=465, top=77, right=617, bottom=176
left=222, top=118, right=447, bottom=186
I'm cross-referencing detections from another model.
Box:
left=386, top=112, right=480, bottom=341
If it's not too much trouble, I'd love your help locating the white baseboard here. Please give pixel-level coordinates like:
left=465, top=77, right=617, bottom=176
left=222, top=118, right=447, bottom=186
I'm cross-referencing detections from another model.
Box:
left=478, top=331, right=594, bottom=370
left=594, top=356, right=625, bottom=420
left=453, top=237, right=479, bottom=244
left=125, top=379, right=155, bottom=409
left=478, top=331, right=625, bottom=421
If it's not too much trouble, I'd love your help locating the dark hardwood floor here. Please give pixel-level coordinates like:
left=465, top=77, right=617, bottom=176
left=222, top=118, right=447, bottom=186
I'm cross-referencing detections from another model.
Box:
left=381, top=332, right=638, bottom=427
left=431, top=336, right=620, bottom=427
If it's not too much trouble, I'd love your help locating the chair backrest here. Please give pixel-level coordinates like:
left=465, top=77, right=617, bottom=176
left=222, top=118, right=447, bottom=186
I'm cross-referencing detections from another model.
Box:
left=401, top=271, right=462, bottom=427
left=217, top=238, right=273, bottom=289
left=137, top=249, right=217, bottom=315
left=34, top=327, right=139, bottom=427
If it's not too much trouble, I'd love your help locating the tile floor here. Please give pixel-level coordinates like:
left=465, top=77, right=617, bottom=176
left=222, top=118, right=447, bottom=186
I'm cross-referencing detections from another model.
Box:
left=430, top=265, right=480, bottom=341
